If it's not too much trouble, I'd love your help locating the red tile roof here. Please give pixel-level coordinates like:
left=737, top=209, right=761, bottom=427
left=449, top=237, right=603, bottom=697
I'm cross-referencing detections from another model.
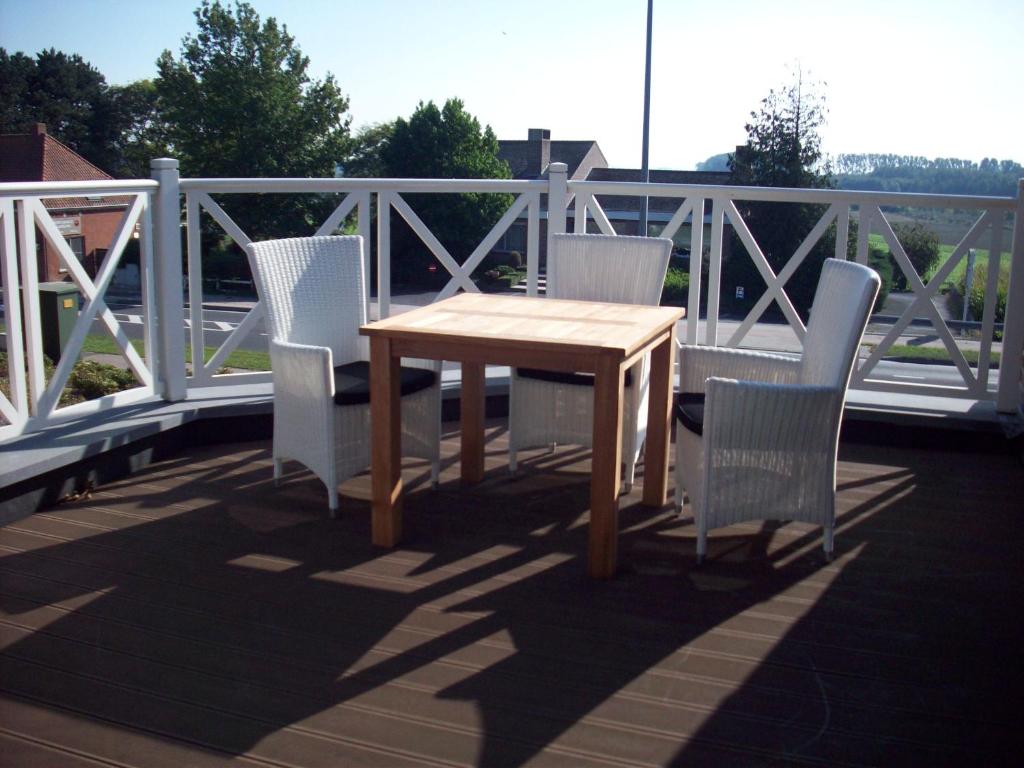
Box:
left=0, top=123, right=129, bottom=210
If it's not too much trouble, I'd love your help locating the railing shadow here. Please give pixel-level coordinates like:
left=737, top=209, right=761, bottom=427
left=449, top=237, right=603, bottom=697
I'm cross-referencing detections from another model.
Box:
left=1, top=439, right=1020, bottom=764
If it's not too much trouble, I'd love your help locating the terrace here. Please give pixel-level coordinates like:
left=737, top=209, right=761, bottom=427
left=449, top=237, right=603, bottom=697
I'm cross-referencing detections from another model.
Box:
left=1, top=162, right=1023, bottom=764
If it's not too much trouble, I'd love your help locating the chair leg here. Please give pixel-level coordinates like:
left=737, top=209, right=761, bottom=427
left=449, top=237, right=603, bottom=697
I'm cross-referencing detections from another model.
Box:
left=273, top=458, right=283, bottom=487
left=509, top=448, right=518, bottom=474
left=430, top=459, right=440, bottom=490
left=823, top=523, right=834, bottom=561
left=327, top=487, right=339, bottom=518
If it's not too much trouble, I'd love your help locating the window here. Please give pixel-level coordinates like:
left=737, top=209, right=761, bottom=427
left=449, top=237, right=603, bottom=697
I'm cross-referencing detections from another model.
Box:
left=66, top=236, right=85, bottom=260
left=500, top=223, right=526, bottom=254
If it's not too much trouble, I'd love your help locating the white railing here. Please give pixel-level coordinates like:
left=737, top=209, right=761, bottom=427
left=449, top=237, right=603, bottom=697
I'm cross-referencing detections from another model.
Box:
left=568, top=171, right=1023, bottom=407
left=177, top=174, right=545, bottom=388
left=1, top=160, right=1022, bottom=444
left=0, top=179, right=160, bottom=441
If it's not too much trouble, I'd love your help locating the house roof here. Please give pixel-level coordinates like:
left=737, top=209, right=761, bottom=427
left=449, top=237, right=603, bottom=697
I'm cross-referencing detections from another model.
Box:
left=498, top=135, right=608, bottom=181
left=585, top=167, right=733, bottom=213
left=0, top=123, right=128, bottom=210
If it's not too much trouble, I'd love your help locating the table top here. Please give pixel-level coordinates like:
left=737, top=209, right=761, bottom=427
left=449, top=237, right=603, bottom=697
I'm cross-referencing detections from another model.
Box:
left=360, top=293, right=684, bottom=362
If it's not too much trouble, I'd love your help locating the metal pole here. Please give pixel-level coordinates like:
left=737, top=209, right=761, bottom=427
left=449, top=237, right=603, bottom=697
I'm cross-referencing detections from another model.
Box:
left=639, top=0, right=653, bottom=237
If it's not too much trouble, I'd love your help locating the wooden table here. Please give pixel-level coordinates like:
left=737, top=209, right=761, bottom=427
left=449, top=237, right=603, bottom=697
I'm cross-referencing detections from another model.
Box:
left=359, top=292, right=684, bottom=579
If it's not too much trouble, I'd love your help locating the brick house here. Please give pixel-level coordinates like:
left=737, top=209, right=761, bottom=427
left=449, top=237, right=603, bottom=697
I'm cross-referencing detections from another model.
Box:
left=0, top=123, right=130, bottom=282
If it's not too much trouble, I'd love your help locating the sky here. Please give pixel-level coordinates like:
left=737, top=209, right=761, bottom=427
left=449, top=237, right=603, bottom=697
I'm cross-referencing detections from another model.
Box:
left=2, top=0, right=1021, bottom=170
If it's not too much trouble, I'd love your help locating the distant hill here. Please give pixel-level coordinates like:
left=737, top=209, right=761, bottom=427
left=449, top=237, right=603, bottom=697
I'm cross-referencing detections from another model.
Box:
left=835, top=154, right=1022, bottom=197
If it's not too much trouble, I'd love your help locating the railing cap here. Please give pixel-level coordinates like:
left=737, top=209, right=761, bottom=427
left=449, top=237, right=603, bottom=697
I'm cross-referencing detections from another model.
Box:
left=150, top=158, right=179, bottom=170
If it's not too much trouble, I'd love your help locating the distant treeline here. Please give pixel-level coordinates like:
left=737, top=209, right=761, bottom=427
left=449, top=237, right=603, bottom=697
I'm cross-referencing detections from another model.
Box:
left=696, top=152, right=1022, bottom=197
left=835, top=154, right=1021, bottom=197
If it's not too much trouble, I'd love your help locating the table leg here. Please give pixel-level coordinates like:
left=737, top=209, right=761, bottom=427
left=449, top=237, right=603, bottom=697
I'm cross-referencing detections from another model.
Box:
left=370, top=336, right=403, bottom=546
left=461, top=361, right=485, bottom=484
left=589, top=355, right=624, bottom=579
left=642, top=330, right=676, bottom=508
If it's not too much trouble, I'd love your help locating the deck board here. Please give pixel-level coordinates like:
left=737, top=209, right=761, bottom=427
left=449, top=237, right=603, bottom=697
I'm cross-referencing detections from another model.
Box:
left=2, top=426, right=1021, bottom=766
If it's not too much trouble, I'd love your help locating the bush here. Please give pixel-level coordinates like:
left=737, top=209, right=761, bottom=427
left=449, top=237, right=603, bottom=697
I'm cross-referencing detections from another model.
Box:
left=661, top=266, right=690, bottom=306
left=0, top=352, right=138, bottom=415
left=890, top=222, right=940, bottom=290
left=868, top=246, right=893, bottom=312
left=67, top=360, right=139, bottom=400
left=960, top=261, right=1008, bottom=323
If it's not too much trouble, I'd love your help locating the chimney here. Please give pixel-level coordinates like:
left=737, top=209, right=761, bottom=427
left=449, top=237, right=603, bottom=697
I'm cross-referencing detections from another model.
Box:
left=31, top=123, right=47, bottom=136
left=527, top=128, right=551, bottom=175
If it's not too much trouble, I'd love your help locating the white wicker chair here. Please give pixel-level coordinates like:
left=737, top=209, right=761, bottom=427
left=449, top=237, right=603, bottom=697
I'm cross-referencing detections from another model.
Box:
left=508, top=233, right=673, bottom=490
left=674, top=258, right=880, bottom=560
left=246, top=236, right=441, bottom=515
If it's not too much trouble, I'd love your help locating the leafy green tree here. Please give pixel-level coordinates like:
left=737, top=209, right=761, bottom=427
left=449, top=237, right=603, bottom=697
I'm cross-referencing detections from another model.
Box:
left=379, top=98, right=512, bottom=285
left=0, top=48, right=160, bottom=178
left=1, top=48, right=116, bottom=171
left=343, top=122, right=395, bottom=179
left=155, top=0, right=351, bottom=239
left=726, top=70, right=835, bottom=319
left=106, top=80, right=168, bottom=178
left=0, top=49, right=36, bottom=131
left=889, top=222, right=940, bottom=290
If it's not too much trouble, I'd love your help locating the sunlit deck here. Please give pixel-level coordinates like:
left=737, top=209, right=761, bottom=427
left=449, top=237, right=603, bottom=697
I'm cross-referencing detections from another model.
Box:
left=1, top=422, right=1020, bottom=766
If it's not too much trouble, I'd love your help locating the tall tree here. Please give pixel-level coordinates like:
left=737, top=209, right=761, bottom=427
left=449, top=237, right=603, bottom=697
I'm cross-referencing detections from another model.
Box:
left=1, top=48, right=116, bottom=171
left=0, top=48, right=159, bottom=178
left=155, top=0, right=351, bottom=238
left=379, top=98, right=512, bottom=285
left=343, top=122, right=395, bottom=179
left=726, top=69, right=835, bottom=318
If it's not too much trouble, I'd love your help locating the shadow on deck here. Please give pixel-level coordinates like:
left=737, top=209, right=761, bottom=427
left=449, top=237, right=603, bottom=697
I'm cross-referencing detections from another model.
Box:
left=1, top=423, right=1021, bottom=766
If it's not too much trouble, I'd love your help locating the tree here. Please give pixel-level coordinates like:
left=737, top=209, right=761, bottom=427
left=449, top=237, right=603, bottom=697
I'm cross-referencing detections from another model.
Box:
left=1, top=48, right=113, bottom=170
left=155, top=0, right=351, bottom=239
left=378, top=99, right=512, bottom=285
left=726, top=69, right=835, bottom=319
left=0, top=48, right=160, bottom=178
left=343, top=122, right=395, bottom=179
left=106, top=80, right=168, bottom=178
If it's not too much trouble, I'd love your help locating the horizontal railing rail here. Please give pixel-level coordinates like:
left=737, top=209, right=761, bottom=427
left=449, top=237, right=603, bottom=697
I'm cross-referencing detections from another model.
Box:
left=1, top=161, right=1021, bottom=445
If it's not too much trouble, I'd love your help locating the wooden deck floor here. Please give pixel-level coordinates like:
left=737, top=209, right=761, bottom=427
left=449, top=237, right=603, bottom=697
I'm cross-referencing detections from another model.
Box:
left=1, top=424, right=1022, bottom=766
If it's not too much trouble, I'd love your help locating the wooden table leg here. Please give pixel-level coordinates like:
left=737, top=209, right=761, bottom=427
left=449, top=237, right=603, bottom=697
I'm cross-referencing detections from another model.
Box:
left=370, top=336, right=403, bottom=546
left=643, top=329, right=676, bottom=508
left=461, top=361, right=485, bottom=484
left=589, top=355, right=624, bottom=579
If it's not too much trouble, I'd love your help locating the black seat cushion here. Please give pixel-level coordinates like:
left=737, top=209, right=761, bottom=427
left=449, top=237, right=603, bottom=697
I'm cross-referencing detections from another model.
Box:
left=516, top=367, right=634, bottom=388
left=332, top=361, right=436, bottom=406
left=674, top=392, right=706, bottom=436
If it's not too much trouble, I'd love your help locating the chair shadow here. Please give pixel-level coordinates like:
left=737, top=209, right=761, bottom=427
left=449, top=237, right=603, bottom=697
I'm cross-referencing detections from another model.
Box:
left=2, top=440, right=1019, bottom=764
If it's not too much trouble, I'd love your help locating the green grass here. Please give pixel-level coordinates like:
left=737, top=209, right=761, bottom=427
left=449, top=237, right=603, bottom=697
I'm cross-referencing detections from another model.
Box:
left=79, top=334, right=270, bottom=370
left=867, top=233, right=1009, bottom=287
left=869, top=343, right=999, bottom=367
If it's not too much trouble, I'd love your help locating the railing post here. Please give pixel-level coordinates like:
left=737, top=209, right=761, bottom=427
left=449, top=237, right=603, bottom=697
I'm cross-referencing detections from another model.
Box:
left=377, top=191, right=391, bottom=320
left=547, top=161, right=568, bottom=243
left=996, top=179, right=1024, bottom=414
left=150, top=158, right=187, bottom=402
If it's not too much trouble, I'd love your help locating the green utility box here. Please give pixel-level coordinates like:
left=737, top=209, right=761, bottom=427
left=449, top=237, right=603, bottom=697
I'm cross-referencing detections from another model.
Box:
left=37, top=282, right=81, bottom=363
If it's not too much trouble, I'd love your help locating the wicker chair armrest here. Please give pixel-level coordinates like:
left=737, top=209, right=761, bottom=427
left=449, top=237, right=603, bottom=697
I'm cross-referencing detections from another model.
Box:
left=270, top=339, right=333, bottom=411
left=678, top=345, right=800, bottom=393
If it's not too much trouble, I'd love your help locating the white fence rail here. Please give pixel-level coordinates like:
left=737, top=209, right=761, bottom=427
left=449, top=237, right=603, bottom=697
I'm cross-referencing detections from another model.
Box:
left=0, top=179, right=159, bottom=441
left=568, top=172, right=1023, bottom=407
left=1, top=161, right=1022, bottom=443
